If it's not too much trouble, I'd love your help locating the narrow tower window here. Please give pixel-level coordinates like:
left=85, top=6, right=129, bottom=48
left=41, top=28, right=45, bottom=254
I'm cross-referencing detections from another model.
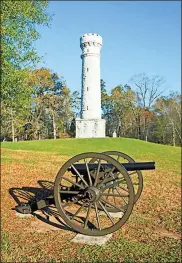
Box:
left=87, top=106, right=88, bottom=110
left=87, top=87, right=89, bottom=91
left=87, top=68, right=89, bottom=72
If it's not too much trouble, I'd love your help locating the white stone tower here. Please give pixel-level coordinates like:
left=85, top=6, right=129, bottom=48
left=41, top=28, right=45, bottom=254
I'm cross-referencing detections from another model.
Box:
left=76, top=33, right=106, bottom=138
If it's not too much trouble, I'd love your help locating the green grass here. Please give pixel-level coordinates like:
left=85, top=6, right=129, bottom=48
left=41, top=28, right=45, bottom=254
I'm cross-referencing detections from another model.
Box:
left=1, top=138, right=181, bottom=262
left=75, top=236, right=181, bottom=263
left=1, top=232, right=11, bottom=253
left=2, top=157, right=37, bottom=164
left=2, top=137, right=181, bottom=173
left=1, top=232, right=11, bottom=261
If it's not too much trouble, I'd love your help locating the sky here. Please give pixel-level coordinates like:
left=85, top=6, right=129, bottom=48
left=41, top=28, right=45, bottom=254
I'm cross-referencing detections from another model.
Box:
left=34, top=1, right=181, bottom=95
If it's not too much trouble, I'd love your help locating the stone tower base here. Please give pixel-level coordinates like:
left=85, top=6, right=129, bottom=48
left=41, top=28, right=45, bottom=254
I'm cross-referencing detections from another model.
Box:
left=76, top=119, right=105, bottom=138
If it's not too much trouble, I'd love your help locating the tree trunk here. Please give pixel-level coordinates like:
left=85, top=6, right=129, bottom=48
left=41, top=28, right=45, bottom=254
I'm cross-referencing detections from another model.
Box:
left=46, top=128, right=49, bottom=139
left=144, top=116, right=147, bottom=141
left=11, top=118, right=15, bottom=142
left=52, top=114, right=57, bottom=139
left=11, top=109, right=15, bottom=142
left=137, top=119, right=141, bottom=139
left=34, top=128, right=38, bottom=140
left=138, top=126, right=141, bottom=139
left=145, top=125, right=148, bottom=141
left=175, top=126, right=181, bottom=141
left=163, top=128, right=166, bottom=144
left=172, top=123, right=176, bottom=147
left=136, top=116, right=141, bottom=139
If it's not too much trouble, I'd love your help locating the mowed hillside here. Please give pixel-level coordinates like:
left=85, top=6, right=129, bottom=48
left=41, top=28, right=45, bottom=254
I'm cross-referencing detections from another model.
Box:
left=2, top=137, right=180, bottom=173
left=1, top=138, right=181, bottom=263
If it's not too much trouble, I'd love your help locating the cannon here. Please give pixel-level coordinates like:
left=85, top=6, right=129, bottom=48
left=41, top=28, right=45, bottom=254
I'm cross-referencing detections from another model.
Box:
left=15, top=151, right=155, bottom=236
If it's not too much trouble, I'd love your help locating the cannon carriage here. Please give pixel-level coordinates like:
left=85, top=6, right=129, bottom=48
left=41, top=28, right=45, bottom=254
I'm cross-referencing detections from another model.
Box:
left=15, top=151, right=155, bottom=236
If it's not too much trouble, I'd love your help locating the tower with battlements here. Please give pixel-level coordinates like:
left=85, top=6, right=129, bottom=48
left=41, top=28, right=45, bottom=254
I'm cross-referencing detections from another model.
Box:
left=76, top=33, right=106, bottom=138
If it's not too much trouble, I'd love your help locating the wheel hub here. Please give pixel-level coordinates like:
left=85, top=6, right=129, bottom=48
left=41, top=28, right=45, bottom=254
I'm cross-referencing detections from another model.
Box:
left=84, top=186, right=100, bottom=203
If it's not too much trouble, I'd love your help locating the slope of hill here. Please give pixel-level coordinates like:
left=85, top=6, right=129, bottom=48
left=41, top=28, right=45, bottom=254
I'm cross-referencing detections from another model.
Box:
left=1, top=137, right=181, bottom=262
left=2, top=137, right=180, bottom=173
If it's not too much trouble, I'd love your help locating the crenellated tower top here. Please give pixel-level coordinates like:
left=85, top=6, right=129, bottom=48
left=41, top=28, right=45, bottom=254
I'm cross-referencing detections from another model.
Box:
left=80, top=33, right=102, bottom=58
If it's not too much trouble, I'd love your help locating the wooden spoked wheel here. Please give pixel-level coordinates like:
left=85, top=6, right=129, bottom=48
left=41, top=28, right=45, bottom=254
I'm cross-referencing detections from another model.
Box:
left=103, top=151, right=143, bottom=204
left=54, top=152, right=134, bottom=236
left=89, top=151, right=143, bottom=213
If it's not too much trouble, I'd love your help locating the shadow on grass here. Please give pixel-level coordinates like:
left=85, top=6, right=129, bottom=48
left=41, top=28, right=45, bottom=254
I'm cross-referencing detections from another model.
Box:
left=9, top=180, right=75, bottom=233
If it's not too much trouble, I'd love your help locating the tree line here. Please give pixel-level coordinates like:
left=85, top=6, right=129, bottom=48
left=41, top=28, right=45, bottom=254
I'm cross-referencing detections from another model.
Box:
left=2, top=69, right=181, bottom=146
left=1, top=68, right=80, bottom=141
left=1, top=1, right=181, bottom=146
left=101, top=77, right=181, bottom=146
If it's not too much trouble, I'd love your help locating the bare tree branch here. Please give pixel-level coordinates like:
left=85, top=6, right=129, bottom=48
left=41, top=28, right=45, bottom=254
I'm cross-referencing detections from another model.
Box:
left=130, top=74, right=165, bottom=109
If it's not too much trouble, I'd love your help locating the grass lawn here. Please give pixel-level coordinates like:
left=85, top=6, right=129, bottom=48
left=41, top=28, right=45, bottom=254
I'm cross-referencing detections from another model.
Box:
left=1, top=138, right=181, bottom=262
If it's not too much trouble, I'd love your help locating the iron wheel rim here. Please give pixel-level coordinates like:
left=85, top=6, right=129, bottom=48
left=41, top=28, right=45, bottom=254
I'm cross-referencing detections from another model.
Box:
left=102, top=151, right=143, bottom=204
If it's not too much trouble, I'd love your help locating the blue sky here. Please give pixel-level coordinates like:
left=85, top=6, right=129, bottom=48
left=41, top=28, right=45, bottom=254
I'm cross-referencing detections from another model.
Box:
left=35, top=1, right=181, bottom=95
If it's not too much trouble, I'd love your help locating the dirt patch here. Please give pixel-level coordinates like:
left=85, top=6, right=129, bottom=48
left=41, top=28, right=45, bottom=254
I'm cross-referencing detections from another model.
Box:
left=154, top=226, right=181, bottom=240
left=28, top=215, right=67, bottom=233
left=16, top=206, right=74, bottom=234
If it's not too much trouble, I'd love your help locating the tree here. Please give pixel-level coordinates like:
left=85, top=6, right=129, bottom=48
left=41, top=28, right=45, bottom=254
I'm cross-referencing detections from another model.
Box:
left=153, top=93, right=181, bottom=146
left=68, top=90, right=81, bottom=137
left=1, top=1, right=50, bottom=69
left=1, top=69, right=32, bottom=141
left=130, top=73, right=165, bottom=108
left=100, top=79, right=110, bottom=120
left=70, top=91, right=81, bottom=118
left=28, top=68, right=54, bottom=139
left=101, top=84, right=137, bottom=137
left=130, top=73, right=165, bottom=140
left=28, top=68, right=74, bottom=139
left=1, top=0, right=51, bottom=94
left=100, top=79, right=106, bottom=103
left=1, top=0, right=51, bottom=141
left=57, top=84, right=73, bottom=137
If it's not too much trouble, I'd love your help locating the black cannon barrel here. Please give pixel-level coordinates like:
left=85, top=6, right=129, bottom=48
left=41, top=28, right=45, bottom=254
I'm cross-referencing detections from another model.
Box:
left=122, top=162, right=155, bottom=171
left=69, top=162, right=155, bottom=175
